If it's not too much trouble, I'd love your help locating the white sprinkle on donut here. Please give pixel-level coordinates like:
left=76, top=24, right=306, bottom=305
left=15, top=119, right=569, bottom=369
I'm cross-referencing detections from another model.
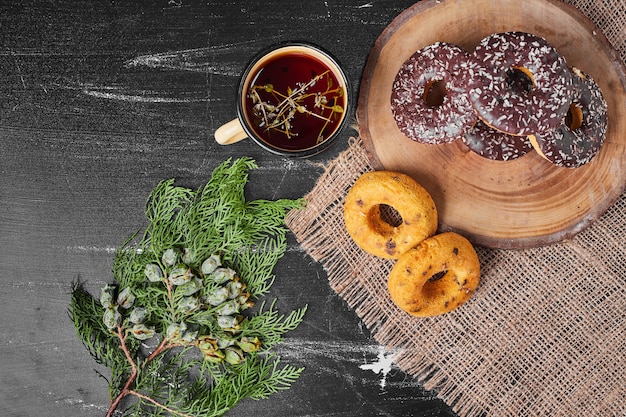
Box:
left=467, top=32, right=574, bottom=136
left=462, top=120, right=533, bottom=161
left=529, top=67, right=608, bottom=168
left=391, top=42, right=477, bottom=144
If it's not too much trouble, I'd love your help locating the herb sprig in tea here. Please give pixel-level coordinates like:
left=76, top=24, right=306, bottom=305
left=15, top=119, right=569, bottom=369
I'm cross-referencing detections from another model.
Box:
left=69, top=158, right=307, bottom=417
left=249, top=69, right=345, bottom=143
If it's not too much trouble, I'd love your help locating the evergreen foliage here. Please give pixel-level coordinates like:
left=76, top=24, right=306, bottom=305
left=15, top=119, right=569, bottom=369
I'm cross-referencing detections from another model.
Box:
left=69, top=158, right=307, bottom=416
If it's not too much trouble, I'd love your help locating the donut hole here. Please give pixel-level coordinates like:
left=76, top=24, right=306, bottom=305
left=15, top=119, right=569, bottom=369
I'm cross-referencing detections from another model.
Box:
left=506, top=66, right=535, bottom=95
left=377, top=204, right=403, bottom=227
left=427, top=270, right=447, bottom=282
left=367, top=204, right=403, bottom=237
left=565, top=104, right=584, bottom=131
left=423, top=79, right=447, bottom=107
left=422, top=270, right=450, bottom=298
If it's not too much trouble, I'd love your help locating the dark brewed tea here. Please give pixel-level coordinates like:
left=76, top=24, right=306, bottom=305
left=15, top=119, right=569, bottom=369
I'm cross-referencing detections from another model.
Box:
left=243, top=50, right=347, bottom=151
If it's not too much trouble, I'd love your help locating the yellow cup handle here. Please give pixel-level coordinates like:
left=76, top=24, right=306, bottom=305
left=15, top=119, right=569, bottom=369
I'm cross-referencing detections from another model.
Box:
left=214, top=119, right=248, bottom=145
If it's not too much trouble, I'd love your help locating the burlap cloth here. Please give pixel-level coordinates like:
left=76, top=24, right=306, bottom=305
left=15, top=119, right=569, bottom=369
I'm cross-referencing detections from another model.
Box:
left=285, top=1, right=626, bottom=416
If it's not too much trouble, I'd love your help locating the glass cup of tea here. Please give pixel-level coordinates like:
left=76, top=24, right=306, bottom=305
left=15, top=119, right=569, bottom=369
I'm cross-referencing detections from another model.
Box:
left=214, top=42, right=350, bottom=157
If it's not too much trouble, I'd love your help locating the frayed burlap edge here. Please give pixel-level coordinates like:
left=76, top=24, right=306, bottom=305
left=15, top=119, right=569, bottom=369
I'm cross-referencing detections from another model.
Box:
left=285, top=136, right=626, bottom=417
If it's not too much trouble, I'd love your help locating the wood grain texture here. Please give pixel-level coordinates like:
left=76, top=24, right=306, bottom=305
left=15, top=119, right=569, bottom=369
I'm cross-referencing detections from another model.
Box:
left=357, top=0, right=626, bottom=249
left=0, top=1, right=456, bottom=416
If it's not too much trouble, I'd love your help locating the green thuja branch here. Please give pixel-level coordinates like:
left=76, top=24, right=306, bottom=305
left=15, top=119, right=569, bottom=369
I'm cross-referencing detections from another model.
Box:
left=69, top=283, right=141, bottom=400
left=69, top=158, right=307, bottom=417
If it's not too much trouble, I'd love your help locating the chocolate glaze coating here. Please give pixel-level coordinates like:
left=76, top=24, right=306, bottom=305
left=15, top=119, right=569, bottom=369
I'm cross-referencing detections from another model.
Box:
left=467, top=32, right=574, bottom=136
left=391, top=42, right=477, bottom=144
left=462, top=120, right=533, bottom=161
left=529, top=67, right=608, bottom=168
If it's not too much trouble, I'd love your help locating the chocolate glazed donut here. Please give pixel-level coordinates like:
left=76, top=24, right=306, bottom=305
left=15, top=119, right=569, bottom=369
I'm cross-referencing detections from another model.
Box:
left=529, top=67, right=608, bottom=168
left=391, top=42, right=477, bottom=144
left=467, top=32, right=574, bottom=136
left=462, top=120, right=533, bottom=161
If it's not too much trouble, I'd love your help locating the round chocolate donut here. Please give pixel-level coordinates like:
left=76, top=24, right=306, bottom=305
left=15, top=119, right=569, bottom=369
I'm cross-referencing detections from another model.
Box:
left=529, top=67, right=608, bottom=168
left=467, top=32, right=574, bottom=136
left=462, top=120, right=533, bottom=161
left=391, top=42, right=478, bottom=144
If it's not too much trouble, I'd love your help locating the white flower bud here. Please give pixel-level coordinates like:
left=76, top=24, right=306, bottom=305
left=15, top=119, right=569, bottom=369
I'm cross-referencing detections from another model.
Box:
left=168, top=265, right=194, bottom=286
left=129, top=307, right=149, bottom=324
left=204, top=287, right=229, bottom=306
left=237, top=336, right=262, bottom=353
left=180, top=330, right=198, bottom=343
left=161, top=248, right=178, bottom=266
left=99, top=284, right=115, bottom=308
left=103, top=307, right=121, bottom=330
left=216, top=337, right=235, bottom=349
left=177, top=277, right=203, bottom=296
left=196, top=335, right=218, bottom=352
left=144, top=263, right=164, bottom=283
left=166, top=322, right=187, bottom=340
left=217, top=315, right=242, bottom=332
left=201, top=254, right=222, bottom=275
left=117, top=287, right=135, bottom=309
left=227, top=279, right=245, bottom=299
left=224, top=347, right=245, bottom=365
left=131, top=324, right=155, bottom=340
left=237, top=294, right=254, bottom=310
left=211, top=267, right=236, bottom=285
left=215, top=300, right=239, bottom=316
left=182, top=248, right=195, bottom=265
left=178, top=296, right=200, bottom=314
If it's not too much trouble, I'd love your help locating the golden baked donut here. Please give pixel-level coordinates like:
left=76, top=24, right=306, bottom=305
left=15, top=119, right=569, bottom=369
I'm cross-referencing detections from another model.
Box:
left=343, top=171, right=438, bottom=259
left=388, top=232, right=480, bottom=317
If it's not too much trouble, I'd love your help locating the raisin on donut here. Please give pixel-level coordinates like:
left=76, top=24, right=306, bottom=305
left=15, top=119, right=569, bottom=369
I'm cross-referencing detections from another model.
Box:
left=467, top=32, right=574, bottom=136
left=343, top=171, right=438, bottom=259
left=391, top=42, right=478, bottom=144
left=528, top=67, right=608, bottom=168
left=388, top=232, right=480, bottom=317
left=462, top=120, right=533, bottom=161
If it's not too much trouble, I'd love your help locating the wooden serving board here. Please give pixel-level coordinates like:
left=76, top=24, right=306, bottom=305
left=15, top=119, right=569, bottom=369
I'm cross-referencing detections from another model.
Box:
left=357, top=0, right=626, bottom=249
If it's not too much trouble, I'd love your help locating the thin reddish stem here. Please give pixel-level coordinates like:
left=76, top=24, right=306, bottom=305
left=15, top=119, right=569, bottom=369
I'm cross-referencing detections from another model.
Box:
left=105, top=327, right=174, bottom=417
left=145, top=337, right=170, bottom=363
left=106, top=326, right=137, bottom=417
left=106, top=273, right=180, bottom=416
left=128, top=390, right=195, bottom=417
